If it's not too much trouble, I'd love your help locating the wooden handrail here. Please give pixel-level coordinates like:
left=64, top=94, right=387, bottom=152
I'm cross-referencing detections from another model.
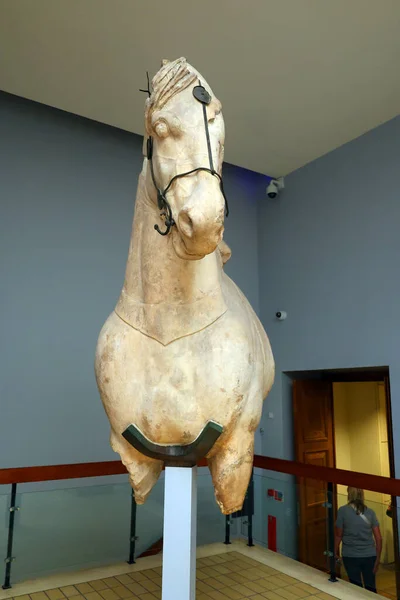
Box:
left=0, top=460, right=127, bottom=485
left=1, top=455, right=399, bottom=496
left=254, top=455, right=400, bottom=496
left=0, top=457, right=208, bottom=485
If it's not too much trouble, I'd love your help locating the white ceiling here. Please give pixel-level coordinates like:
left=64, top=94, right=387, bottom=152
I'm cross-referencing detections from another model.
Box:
left=0, top=0, right=399, bottom=176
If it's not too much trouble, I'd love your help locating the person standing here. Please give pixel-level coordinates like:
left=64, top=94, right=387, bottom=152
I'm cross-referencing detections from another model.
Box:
left=335, top=487, right=382, bottom=593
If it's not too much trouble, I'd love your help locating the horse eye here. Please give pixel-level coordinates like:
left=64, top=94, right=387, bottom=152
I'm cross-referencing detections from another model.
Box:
left=154, top=121, right=169, bottom=138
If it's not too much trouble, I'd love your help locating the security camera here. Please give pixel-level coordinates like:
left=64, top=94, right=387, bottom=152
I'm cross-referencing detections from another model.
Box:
left=266, top=177, right=284, bottom=199
left=276, top=311, right=287, bottom=321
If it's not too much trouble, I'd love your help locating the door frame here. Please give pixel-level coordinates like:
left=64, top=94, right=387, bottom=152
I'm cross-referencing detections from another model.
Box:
left=290, top=367, right=398, bottom=585
left=384, top=376, right=400, bottom=592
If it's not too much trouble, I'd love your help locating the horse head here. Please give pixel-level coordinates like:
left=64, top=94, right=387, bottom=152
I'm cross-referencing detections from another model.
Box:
left=143, top=57, right=227, bottom=261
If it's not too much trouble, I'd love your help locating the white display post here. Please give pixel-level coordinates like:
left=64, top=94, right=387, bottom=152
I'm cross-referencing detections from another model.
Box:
left=121, top=421, right=221, bottom=599
left=162, top=466, right=197, bottom=600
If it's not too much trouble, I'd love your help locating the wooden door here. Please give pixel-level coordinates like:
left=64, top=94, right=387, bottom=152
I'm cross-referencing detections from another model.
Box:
left=293, top=380, right=335, bottom=571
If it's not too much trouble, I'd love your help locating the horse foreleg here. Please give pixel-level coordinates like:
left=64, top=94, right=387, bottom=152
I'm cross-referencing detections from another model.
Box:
left=110, top=430, right=163, bottom=503
left=207, top=425, right=254, bottom=515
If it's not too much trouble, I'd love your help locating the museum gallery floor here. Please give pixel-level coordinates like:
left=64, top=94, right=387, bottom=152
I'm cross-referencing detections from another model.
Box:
left=5, top=551, right=351, bottom=600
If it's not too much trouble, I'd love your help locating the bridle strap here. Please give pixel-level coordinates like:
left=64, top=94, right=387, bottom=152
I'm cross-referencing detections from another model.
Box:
left=148, top=81, right=229, bottom=236
left=147, top=138, right=175, bottom=236
left=201, top=101, right=214, bottom=174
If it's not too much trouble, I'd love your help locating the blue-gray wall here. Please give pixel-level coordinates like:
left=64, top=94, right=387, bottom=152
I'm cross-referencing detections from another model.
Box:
left=257, top=115, right=400, bottom=557
left=0, top=91, right=267, bottom=470
left=258, top=114, right=400, bottom=461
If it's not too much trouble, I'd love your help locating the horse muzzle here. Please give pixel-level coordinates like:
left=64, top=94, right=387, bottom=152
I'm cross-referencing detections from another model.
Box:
left=174, top=205, right=224, bottom=260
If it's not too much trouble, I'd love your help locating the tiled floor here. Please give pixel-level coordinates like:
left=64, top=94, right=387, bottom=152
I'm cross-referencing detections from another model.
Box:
left=376, top=565, right=397, bottom=599
left=8, top=552, right=337, bottom=600
left=340, top=563, right=397, bottom=599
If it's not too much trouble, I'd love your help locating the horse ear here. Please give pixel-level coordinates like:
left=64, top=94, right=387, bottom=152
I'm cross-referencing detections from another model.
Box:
left=162, top=59, right=170, bottom=66
left=218, top=240, right=232, bottom=266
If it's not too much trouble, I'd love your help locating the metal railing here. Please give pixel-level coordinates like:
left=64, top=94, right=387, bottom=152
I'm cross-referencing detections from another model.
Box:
left=2, top=455, right=400, bottom=590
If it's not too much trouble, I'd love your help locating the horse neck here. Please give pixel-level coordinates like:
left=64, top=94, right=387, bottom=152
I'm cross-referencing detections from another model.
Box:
left=122, top=168, right=223, bottom=306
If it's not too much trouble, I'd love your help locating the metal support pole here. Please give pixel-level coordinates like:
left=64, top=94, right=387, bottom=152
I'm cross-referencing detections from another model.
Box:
left=327, top=482, right=337, bottom=583
left=224, top=515, right=231, bottom=545
left=127, top=490, right=137, bottom=564
left=2, top=483, right=18, bottom=590
left=247, top=469, right=254, bottom=547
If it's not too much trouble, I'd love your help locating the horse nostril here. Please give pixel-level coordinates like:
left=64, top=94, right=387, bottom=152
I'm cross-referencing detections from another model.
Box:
left=179, top=211, right=194, bottom=238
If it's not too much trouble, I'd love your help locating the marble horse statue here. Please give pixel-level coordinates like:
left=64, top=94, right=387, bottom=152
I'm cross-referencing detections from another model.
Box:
left=95, top=58, right=274, bottom=514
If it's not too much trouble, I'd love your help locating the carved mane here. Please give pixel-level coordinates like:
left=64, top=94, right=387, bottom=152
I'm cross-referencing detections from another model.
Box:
left=144, top=57, right=197, bottom=134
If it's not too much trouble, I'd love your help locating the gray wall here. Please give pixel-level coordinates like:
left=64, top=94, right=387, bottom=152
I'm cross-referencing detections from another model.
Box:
left=256, top=115, right=400, bottom=555
left=258, top=114, right=400, bottom=461
left=0, top=91, right=267, bottom=470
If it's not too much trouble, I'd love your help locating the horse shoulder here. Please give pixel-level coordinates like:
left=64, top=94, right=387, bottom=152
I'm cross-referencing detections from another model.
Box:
left=221, top=273, right=275, bottom=396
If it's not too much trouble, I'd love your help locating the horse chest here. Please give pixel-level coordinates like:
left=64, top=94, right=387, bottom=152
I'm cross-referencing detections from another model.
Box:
left=97, top=306, right=265, bottom=441
left=99, top=311, right=252, bottom=402
left=132, top=328, right=254, bottom=435
left=136, top=317, right=254, bottom=402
